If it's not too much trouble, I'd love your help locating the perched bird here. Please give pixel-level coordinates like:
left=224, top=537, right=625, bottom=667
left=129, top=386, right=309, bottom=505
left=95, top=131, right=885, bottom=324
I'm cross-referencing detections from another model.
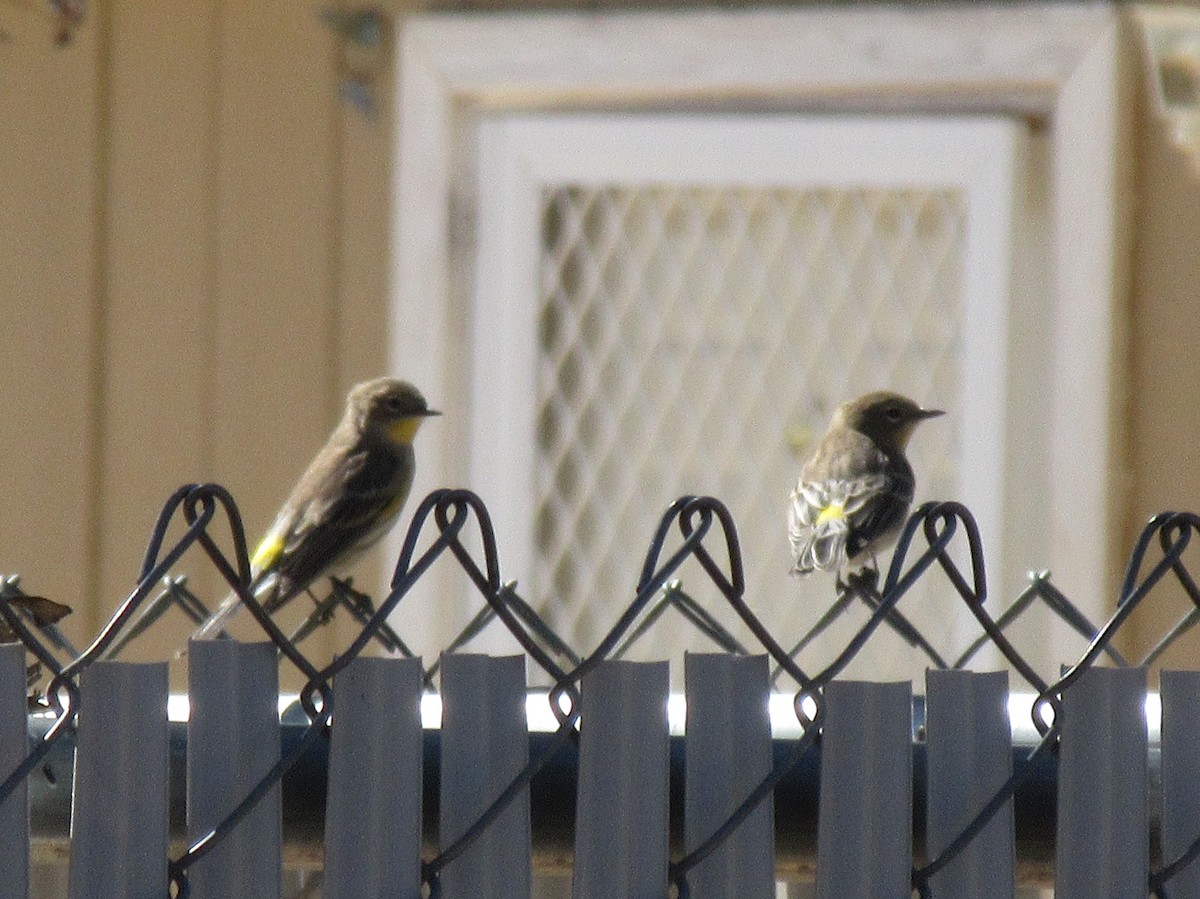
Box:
left=788, top=391, right=943, bottom=576
left=193, top=377, right=439, bottom=640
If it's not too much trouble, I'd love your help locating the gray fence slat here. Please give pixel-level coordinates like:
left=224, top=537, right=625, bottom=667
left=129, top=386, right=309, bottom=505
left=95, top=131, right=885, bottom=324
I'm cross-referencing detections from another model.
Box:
left=815, top=679, right=912, bottom=899
left=325, top=655, right=423, bottom=899
left=0, top=643, right=28, bottom=899
left=186, top=640, right=281, bottom=899
left=1160, top=669, right=1200, bottom=897
left=1054, top=665, right=1148, bottom=898
left=683, top=652, right=774, bottom=899
left=440, top=653, right=531, bottom=899
left=573, top=659, right=670, bottom=899
left=66, top=660, right=169, bottom=899
left=925, top=668, right=1015, bottom=898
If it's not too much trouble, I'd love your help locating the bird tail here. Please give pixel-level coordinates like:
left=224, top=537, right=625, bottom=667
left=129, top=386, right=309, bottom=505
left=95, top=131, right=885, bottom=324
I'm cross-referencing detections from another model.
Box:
left=190, top=590, right=241, bottom=642
left=191, top=571, right=279, bottom=642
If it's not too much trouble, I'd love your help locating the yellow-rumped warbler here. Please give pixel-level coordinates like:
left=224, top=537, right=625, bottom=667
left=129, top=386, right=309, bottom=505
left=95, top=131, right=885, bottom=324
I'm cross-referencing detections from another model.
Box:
left=788, top=391, right=943, bottom=576
left=194, top=377, right=439, bottom=640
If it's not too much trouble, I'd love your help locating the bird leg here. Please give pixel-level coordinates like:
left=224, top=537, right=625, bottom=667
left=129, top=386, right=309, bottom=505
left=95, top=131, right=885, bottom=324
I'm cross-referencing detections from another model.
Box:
left=838, top=565, right=881, bottom=596
left=842, top=564, right=949, bottom=668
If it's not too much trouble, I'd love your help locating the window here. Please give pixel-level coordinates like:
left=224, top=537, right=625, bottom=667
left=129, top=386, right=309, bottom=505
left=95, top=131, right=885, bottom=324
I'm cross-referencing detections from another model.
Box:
left=391, top=7, right=1128, bottom=683
left=465, top=114, right=1029, bottom=682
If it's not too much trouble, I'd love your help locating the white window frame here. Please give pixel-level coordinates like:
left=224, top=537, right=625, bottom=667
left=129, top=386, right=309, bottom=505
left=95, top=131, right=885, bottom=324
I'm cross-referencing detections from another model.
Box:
left=472, top=114, right=1024, bottom=626
left=390, top=5, right=1132, bottom=656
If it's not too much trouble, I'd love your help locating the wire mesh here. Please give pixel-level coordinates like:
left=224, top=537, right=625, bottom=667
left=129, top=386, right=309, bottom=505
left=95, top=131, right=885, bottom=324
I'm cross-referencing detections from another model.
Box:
left=4, top=485, right=1200, bottom=896
left=535, top=184, right=967, bottom=678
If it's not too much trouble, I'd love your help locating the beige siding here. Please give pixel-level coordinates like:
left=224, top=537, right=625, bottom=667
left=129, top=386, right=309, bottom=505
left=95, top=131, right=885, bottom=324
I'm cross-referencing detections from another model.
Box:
left=0, top=2, right=392, bottom=667
left=97, top=0, right=217, bottom=648
left=0, top=22, right=101, bottom=643
left=1125, top=69, right=1200, bottom=669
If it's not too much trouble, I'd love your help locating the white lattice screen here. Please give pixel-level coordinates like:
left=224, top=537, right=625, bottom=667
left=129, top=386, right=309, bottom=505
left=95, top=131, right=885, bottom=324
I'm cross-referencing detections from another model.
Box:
left=532, top=183, right=966, bottom=682
left=447, top=113, right=1036, bottom=685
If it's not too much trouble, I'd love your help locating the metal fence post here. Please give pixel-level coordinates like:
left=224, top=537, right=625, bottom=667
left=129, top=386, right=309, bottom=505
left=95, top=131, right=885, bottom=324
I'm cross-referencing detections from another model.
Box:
left=186, top=640, right=281, bottom=899
left=572, top=659, right=670, bottom=899
left=1054, top=665, right=1148, bottom=898
left=815, top=679, right=912, bottom=899
left=683, top=652, right=774, bottom=899
left=439, top=653, right=532, bottom=899
left=1160, top=669, right=1200, bottom=897
left=924, top=668, right=1015, bottom=898
left=0, top=643, right=28, bottom=899
left=66, top=660, right=169, bottom=899
left=324, top=655, right=424, bottom=899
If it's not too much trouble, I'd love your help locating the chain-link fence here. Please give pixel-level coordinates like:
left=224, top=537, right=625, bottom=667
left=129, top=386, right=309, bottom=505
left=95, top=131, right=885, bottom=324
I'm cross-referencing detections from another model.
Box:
left=3, top=483, right=1200, bottom=897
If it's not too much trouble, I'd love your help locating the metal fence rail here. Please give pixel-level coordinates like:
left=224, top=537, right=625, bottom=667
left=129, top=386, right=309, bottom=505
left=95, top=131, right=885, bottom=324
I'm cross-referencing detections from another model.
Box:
left=3, top=484, right=1200, bottom=897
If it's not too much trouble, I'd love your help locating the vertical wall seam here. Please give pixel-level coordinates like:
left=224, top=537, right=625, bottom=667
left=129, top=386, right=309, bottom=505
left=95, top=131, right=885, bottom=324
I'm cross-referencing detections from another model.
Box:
left=200, top=0, right=223, bottom=482
left=83, top=0, right=114, bottom=631
left=328, top=1, right=346, bottom=410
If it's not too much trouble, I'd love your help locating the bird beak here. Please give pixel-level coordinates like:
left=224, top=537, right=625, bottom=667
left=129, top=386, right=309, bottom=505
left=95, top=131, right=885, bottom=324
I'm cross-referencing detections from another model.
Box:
left=421, top=408, right=442, bottom=417
left=917, top=408, right=945, bottom=420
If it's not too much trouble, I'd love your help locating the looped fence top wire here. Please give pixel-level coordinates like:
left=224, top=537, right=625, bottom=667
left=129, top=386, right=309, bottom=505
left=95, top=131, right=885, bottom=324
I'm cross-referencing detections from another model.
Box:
left=6, top=487, right=1200, bottom=896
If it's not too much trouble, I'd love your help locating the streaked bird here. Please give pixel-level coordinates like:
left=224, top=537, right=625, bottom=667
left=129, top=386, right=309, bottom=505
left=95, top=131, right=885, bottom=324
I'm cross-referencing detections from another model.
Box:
left=193, top=377, right=439, bottom=640
left=788, top=391, right=943, bottom=576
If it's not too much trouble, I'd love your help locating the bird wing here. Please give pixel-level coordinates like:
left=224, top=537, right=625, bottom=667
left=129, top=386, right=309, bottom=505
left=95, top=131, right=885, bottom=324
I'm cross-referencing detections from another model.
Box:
left=190, top=441, right=413, bottom=643
left=269, top=441, right=414, bottom=602
left=788, top=473, right=889, bottom=574
left=843, top=460, right=914, bottom=562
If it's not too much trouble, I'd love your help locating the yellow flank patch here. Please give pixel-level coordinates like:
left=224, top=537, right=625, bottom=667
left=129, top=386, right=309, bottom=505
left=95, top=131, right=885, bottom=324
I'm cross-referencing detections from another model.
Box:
left=816, top=503, right=846, bottom=526
left=251, top=534, right=285, bottom=571
left=388, top=417, right=424, bottom=444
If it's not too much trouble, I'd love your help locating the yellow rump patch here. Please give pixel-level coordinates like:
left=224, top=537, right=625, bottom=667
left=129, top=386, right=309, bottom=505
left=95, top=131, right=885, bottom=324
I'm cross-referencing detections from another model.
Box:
left=815, top=503, right=846, bottom=526
left=251, top=534, right=285, bottom=571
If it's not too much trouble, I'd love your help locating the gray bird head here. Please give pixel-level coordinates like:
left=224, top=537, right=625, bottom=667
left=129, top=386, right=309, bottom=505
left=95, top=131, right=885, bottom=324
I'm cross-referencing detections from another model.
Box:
left=836, top=391, right=943, bottom=453
left=348, top=377, right=440, bottom=442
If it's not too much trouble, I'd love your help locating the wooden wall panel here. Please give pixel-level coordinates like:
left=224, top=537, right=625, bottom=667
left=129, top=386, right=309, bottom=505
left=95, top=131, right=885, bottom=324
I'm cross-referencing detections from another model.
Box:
left=331, top=24, right=397, bottom=651
left=95, top=0, right=219, bottom=649
left=0, top=24, right=100, bottom=639
left=334, top=23, right=392, bottom=395
left=1125, top=87, right=1200, bottom=670
left=1, top=2, right=397, bottom=665
left=210, top=0, right=345, bottom=663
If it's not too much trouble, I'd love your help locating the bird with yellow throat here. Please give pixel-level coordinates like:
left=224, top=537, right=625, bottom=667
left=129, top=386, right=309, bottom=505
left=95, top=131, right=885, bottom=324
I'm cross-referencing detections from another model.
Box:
left=194, top=377, right=439, bottom=640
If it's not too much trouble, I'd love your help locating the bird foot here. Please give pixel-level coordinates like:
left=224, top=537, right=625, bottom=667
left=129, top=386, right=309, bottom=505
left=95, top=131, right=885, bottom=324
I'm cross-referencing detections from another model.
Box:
left=838, top=565, right=881, bottom=596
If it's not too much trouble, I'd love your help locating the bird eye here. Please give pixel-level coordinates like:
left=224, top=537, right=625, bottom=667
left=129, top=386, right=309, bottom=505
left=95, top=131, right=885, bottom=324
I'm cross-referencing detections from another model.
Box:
left=885, top=405, right=904, bottom=421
